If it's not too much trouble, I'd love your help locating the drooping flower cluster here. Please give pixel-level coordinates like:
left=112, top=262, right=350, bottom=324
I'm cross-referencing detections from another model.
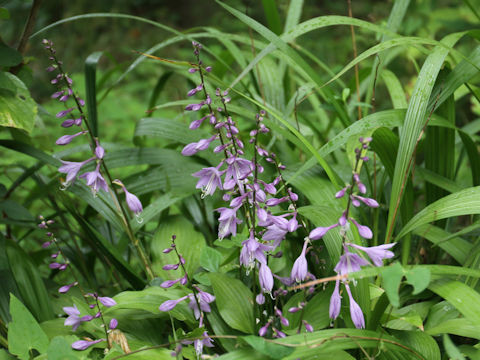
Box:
left=159, top=235, right=215, bottom=357
left=180, top=41, right=301, bottom=300
left=42, top=39, right=141, bottom=217
left=308, top=137, right=395, bottom=328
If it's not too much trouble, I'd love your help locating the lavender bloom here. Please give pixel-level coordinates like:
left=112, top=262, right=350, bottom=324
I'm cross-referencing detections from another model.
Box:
left=56, top=130, right=88, bottom=145
left=72, top=339, right=104, bottom=351
left=56, top=108, right=74, bottom=118
left=345, top=283, right=365, bottom=329
left=193, top=166, right=224, bottom=197
left=59, top=281, right=78, bottom=294
left=349, top=218, right=373, bottom=239
left=240, top=233, right=271, bottom=269
left=181, top=135, right=217, bottom=156
left=309, top=223, right=339, bottom=240
left=347, top=243, right=396, bottom=267
left=159, top=296, right=189, bottom=312
left=79, top=163, right=108, bottom=195
left=334, top=246, right=369, bottom=276
left=188, top=290, right=215, bottom=319
left=216, top=207, right=242, bottom=240
left=224, top=156, right=253, bottom=186
left=259, top=321, right=271, bottom=337
left=63, top=305, right=83, bottom=331
left=303, top=320, right=314, bottom=332
left=194, top=331, right=214, bottom=356
left=259, top=263, right=274, bottom=293
left=58, top=157, right=95, bottom=186
left=353, top=195, right=379, bottom=208
left=109, top=318, right=118, bottom=330
left=329, top=279, right=342, bottom=320
left=291, top=240, right=308, bottom=283
left=98, top=296, right=116, bottom=308
left=256, top=293, right=265, bottom=305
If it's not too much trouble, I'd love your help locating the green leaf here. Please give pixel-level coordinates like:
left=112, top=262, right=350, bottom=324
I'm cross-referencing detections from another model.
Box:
left=151, top=216, right=206, bottom=280
left=381, top=263, right=404, bottom=307
left=0, top=8, right=10, bottom=19
left=209, top=273, right=254, bottom=333
left=5, top=238, right=53, bottom=322
left=215, top=349, right=266, bottom=360
left=261, top=0, right=282, bottom=35
left=0, top=42, right=22, bottom=67
left=46, top=336, right=84, bottom=360
left=134, top=117, right=211, bottom=144
left=429, top=278, right=480, bottom=325
left=85, top=51, right=103, bottom=137
left=405, top=267, right=431, bottom=295
left=8, top=294, right=49, bottom=360
left=443, top=334, right=466, bottom=360
left=0, top=72, right=36, bottom=132
left=389, top=330, right=440, bottom=360
left=386, top=32, right=465, bottom=242
left=242, top=335, right=293, bottom=359
left=200, top=247, right=223, bottom=272
left=396, top=186, right=480, bottom=239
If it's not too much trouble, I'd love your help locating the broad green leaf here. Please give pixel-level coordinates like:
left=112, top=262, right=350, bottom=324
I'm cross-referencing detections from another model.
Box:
left=151, top=216, right=206, bottom=279
left=405, top=267, right=431, bottom=295
left=429, top=278, right=480, bottom=325
left=386, top=32, right=465, bottom=243
left=412, top=224, right=470, bottom=264
left=389, top=330, right=440, bottom=360
left=131, top=193, right=184, bottom=232
left=46, top=336, right=84, bottom=360
left=200, top=247, right=223, bottom=272
left=215, top=349, right=266, bottom=360
left=458, top=130, right=480, bottom=187
left=427, top=318, right=480, bottom=340
left=396, top=186, right=480, bottom=239
left=0, top=73, right=36, bottom=132
left=107, top=286, right=195, bottom=324
left=443, top=334, right=466, bottom=360
left=382, top=69, right=408, bottom=108
left=242, top=335, right=293, bottom=359
left=381, top=263, right=404, bottom=307
left=134, top=117, right=211, bottom=144
left=209, top=273, right=254, bottom=333
left=0, top=8, right=10, bottom=19
left=8, top=294, right=49, bottom=360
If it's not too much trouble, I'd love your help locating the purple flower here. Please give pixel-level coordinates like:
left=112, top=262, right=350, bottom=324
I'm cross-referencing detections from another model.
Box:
left=334, top=246, right=369, bottom=276
left=98, top=296, right=116, bottom=307
left=239, top=232, right=271, bottom=269
left=56, top=108, right=74, bottom=118
left=194, top=331, right=214, bottom=356
left=347, top=243, right=396, bottom=267
left=309, top=223, right=339, bottom=240
left=303, top=320, right=314, bottom=332
left=109, top=318, right=118, bottom=330
left=193, top=166, right=224, bottom=197
left=329, top=279, right=342, bottom=319
left=353, top=195, right=379, bottom=208
left=63, top=305, right=82, bottom=331
left=188, top=290, right=215, bottom=319
left=345, top=283, right=365, bottom=329
left=72, top=339, right=104, bottom=351
left=79, top=162, right=108, bottom=195
left=95, top=144, right=104, bottom=160
left=291, top=240, right=308, bottom=283
left=160, top=278, right=181, bottom=288
left=124, top=188, right=142, bottom=215
left=224, top=156, right=253, bottom=185
left=56, top=131, right=88, bottom=145
left=59, top=281, right=78, bottom=294
left=159, top=296, right=189, bottom=312
left=58, top=157, right=95, bottom=186
left=256, top=293, right=265, bottom=305
left=259, top=263, right=274, bottom=293
left=181, top=135, right=217, bottom=156
left=259, top=321, right=271, bottom=337
left=216, top=207, right=242, bottom=240
left=349, top=218, right=373, bottom=239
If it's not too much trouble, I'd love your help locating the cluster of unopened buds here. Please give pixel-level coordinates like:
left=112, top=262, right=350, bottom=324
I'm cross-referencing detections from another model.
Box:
left=38, top=216, right=119, bottom=350
left=308, top=137, right=396, bottom=328
left=159, top=235, right=215, bottom=356
left=42, top=39, right=142, bottom=219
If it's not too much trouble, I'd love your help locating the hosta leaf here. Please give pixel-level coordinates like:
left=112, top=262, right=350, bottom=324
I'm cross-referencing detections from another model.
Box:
left=8, top=294, right=49, bottom=360
left=209, top=273, right=254, bottom=333
left=0, top=73, right=36, bottom=133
